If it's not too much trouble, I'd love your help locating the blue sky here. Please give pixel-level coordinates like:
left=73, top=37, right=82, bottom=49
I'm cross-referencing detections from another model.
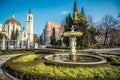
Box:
left=0, top=0, right=120, bottom=34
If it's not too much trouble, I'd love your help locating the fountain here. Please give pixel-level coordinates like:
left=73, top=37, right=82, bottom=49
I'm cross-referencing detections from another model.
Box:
left=63, top=25, right=83, bottom=61
left=44, top=25, right=106, bottom=65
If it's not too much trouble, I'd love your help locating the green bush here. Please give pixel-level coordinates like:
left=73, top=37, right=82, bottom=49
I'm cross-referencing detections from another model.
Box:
left=4, top=51, right=120, bottom=80
left=99, top=54, right=120, bottom=65
left=12, top=54, right=38, bottom=62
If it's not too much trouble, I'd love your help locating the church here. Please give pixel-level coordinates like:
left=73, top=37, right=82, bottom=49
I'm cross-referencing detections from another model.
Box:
left=0, top=10, right=34, bottom=48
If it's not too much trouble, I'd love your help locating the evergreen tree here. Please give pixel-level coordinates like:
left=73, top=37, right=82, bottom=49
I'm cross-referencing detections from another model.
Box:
left=88, top=26, right=97, bottom=47
left=15, top=29, right=18, bottom=39
left=73, top=0, right=79, bottom=24
left=40, top=35, right=43, bottom=45
left=11, top=30, right=15, bottom=40
left=50, top=27, right=56, bottom=46
left=76, top=7, right=89, bottom=48
left=63, top=14, right=72, bottom=47
left=63, top=1, right=97, bottom=49
left=0, top=33, right=3, bottom=39
left=79, top=7, right=87, bottom=24
left=57, top=40, right=62, bottom=48
left=11, top=25, right=16, bottom=40
left=0, top=33, right=7, bottom=39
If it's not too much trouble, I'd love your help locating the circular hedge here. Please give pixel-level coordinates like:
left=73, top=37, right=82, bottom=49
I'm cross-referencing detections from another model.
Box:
left=4, top=50, right=120, bottom=80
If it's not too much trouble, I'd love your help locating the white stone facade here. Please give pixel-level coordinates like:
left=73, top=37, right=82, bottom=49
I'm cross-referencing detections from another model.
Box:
left=26, top=10, right=34, bottom=46
left=0, top=24, right=2, bottom=32
left=0, top=10, right=34, bottom=48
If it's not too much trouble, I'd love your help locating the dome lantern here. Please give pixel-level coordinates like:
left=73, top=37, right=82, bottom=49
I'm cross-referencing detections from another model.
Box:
left=12, top=13, right=15, bottom=19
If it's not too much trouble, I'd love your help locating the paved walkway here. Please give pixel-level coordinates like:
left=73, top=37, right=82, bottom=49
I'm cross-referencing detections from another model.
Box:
left=79, top=48, right=120, bottom=54
left=0, top=54, right=23, bottom=80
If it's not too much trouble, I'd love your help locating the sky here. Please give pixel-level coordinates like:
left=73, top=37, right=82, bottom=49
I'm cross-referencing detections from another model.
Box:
left=0, top=0, right=120, bottom=34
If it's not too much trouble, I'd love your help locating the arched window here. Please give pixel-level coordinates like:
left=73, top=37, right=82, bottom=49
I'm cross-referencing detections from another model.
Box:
left=28, top=16, right=32, bottom=20
left=29, top=16, right=31, bottom=20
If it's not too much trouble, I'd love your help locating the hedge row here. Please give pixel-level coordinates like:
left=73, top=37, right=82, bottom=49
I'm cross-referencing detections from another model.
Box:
left=5, top=62, right=120, bottom=80
left=99, top=54, right=120, bottom=66
left=5, top=63, right=120, bottom=80
left=4, top=51, right=120, bottom=80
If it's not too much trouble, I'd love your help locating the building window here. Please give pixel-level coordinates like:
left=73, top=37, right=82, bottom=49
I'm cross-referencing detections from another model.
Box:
left=29, top=16, right=31, bottom=20
left=24, top=34, right=26, bottom=37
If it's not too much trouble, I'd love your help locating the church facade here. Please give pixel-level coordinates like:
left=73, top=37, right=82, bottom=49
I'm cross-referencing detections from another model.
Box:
left=0, top=10, right=34, bottom=48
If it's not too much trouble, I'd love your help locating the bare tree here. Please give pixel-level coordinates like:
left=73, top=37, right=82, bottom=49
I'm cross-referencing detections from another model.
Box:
left=117, top=12, right=120, bottom=30
left=34, top=34, right=40, bottom=43
left=109, top=29, right=120, bottom=47
left=98, top=15, right=119, bottom=47
left=87, top=15, right=94, bottom=26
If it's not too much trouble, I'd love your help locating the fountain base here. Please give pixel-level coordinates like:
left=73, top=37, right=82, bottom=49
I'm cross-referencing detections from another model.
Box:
left=70, top=53, right=77, bottom=62
left=44, top=53, right=107, bottom=65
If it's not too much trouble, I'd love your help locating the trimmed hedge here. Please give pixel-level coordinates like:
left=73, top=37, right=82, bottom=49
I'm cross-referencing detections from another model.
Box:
left=99, top=54, right=120, bottom=66
left=4, top=50, right=120, bottom=80
left=5, top=62, right=120, bottom=80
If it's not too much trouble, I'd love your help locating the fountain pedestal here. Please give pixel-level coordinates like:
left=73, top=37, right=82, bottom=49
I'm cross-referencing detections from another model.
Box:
left=44, top=25, right=106, bottom=65
left=70, top=37, right=76, bottom=55
left=63, top=25, right=83, bottom=61
left=70, top=37, right=77, bottom=61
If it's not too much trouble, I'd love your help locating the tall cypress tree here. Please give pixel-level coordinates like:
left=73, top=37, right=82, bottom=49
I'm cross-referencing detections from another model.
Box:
left=76, top=7, right=89, bottom=48
left=50, top=27, right=56, bottom=46
left=63, top=1, right=97, bottom=49
left=11, top=26, right=15, bottom=40
left=79, top=7, right=87, bottom=25
left=73, top=0, right=79, bottom=24
left=63, top=14, right=72, bottom=47
left=15, top=29, right=18, bottom=39
left=65, top=13, right=72, bottom=31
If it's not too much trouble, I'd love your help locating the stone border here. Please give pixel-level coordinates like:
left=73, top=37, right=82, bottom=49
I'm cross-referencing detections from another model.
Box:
left=1, top=54, right=26, bottom=80
left=44, top=54, right=107, bottom=65
left=2, top=64, right=20, bottom=80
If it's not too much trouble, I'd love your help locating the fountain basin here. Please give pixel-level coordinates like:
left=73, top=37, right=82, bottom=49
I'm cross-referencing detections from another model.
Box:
left=63, top=31, right=83, bottom=37
left=44, top=54, right=107, bottom=65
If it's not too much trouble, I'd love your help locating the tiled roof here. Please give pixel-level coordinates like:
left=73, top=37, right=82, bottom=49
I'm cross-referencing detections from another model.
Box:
left=5, top=18, right=21, bottom=26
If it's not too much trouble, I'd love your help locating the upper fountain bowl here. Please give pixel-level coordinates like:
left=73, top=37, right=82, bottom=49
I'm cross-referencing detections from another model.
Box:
left=63, top=31, right=83, bottom=37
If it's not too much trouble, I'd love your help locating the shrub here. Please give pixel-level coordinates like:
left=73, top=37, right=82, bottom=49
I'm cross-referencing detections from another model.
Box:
left=12, top=54, right=38, bottom=62
left=4, top=51, right=120, bottom=80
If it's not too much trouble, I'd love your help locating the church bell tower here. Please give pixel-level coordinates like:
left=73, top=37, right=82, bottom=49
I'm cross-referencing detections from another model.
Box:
left=26, top=9, right=34, bottom=46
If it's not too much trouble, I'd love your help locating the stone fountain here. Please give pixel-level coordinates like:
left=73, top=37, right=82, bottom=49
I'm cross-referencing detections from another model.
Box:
left=44, top=25, right=106, bottom=65
left=63, top=25, right=83, bottom=61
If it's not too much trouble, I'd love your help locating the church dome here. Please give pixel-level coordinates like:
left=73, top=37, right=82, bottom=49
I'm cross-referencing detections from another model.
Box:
left=4, top=14, right=21, bottom=26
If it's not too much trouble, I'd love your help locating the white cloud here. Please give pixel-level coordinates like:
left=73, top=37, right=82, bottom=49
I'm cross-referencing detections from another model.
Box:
left=61, top=11, right=70, bottom=15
